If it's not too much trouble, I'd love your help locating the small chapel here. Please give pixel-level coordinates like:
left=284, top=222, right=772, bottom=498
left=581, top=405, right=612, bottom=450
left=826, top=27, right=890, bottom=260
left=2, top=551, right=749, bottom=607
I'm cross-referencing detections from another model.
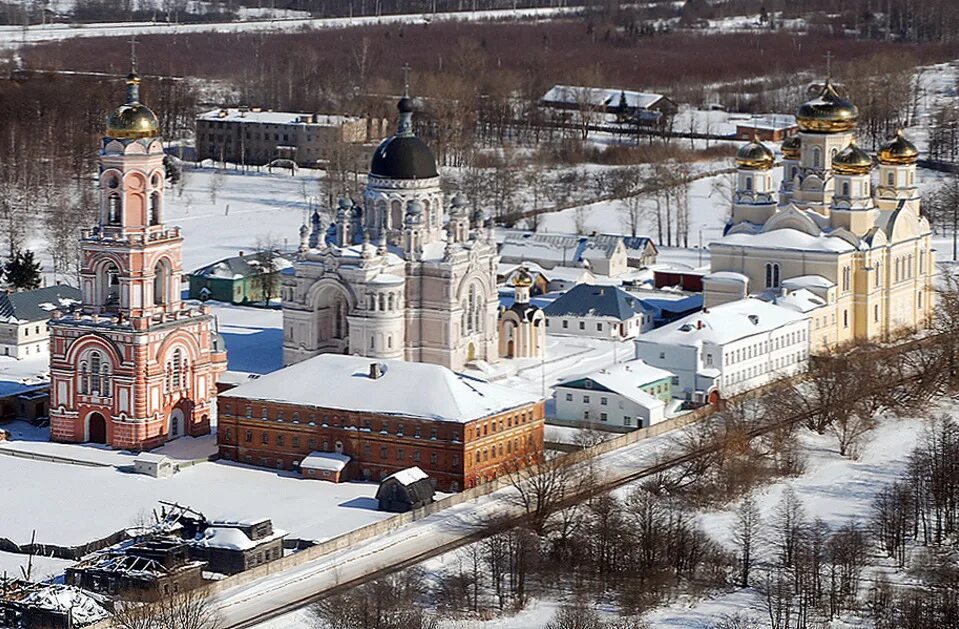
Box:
left=282, top=90, right=500, bottom=371
left=48, top=71, right=227, bottom=449
left=705, top=77, right=934, bottom=350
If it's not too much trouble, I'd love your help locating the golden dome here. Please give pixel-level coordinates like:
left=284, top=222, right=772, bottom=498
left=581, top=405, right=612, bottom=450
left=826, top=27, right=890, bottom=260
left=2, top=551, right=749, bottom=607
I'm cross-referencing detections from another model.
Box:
left=736, top=138, right=775, bottom=170
left=513, top=268, right=534, bottom=288
left=796, top=80, right=859, bottom=133
left=105, top=72, right=160, bottom=140
left=781, top=134, right=801, bottom=159
left=832, top=142, right=873, bottom=176
left=878, top=129, right=919, bottom=165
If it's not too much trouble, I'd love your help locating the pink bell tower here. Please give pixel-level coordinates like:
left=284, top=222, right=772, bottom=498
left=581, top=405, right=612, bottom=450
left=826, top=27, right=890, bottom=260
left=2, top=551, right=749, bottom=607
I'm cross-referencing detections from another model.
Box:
left=48, top=72, right=227, bottom=450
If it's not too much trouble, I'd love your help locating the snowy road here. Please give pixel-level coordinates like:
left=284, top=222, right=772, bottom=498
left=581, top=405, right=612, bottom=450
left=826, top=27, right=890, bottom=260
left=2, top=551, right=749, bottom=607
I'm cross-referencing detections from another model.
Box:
left=212, top=420, right=680, bottom=627
left=0, top=6, right=582, bottom=48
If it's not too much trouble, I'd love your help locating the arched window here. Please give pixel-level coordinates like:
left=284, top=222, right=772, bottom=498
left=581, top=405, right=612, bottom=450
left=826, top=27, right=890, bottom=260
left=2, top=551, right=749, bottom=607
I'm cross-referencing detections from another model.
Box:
left=745, top=177, right=752, bottom=192
left=108, top=194, right=122, bottom=225
left=82, top=350, right=111, bottom=396
left=764, top=263, right=774, bottom=288
left=875, top=262, right=881, bottom=288
left=149, top=192, right=161, bottom=226
left=842, top=266, right=851, bottom=292
left=166, top=348, right=184, bottom=392
left=791, top=166, right=798, bottom=179
left=841, top=182, right=849, bottom=196
left=153, top=260, right=170, bottom=306
left=378, top=294, right=385, bottom=311
left=888, top=172, right=895, bottom=186
left=103, top=263, right=120, bottom=306
left=812, top=147, right=822, bottom=168
left=388, top=293, right=395, bottom=310
left=151, top=173, right=162, bottom=188
left=390, top=200, right=402, bottom=230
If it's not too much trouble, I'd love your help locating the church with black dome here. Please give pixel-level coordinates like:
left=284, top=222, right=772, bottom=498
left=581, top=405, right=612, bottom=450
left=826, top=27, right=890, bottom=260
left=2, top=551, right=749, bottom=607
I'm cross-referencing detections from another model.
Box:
left=281, top=91, right=501, bottom=371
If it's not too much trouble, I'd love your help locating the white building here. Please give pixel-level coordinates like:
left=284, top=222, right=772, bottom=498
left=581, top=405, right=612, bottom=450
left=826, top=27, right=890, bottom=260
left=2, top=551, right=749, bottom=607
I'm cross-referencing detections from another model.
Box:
left=282, top=94, right=500, bottom=371
left=634, top=298, right=810, bottom=403
left=0, top=286, right=81, bottom=359
left=498, top=231, right=630, bottom=278
left=543, top=284, right=653, bottom=340
left=553, top=359, right=673, bottom=430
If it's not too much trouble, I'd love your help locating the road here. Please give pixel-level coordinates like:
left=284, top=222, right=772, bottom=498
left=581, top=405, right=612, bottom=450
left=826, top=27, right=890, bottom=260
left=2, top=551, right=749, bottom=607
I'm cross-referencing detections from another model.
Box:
left=0, top=6, right=581, bottom=48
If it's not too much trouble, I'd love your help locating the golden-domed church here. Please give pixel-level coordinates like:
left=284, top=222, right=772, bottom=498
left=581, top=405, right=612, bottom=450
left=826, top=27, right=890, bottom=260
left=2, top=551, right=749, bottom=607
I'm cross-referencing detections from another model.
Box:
left=705, top=78, right=934, bottom=350
left=48, top=71, right=227, bottom=449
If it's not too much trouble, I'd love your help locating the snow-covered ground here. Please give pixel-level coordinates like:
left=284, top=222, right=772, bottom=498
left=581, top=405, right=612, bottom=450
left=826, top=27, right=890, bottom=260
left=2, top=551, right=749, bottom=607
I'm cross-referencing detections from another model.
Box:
left=0, top=5, right=585, bottom=49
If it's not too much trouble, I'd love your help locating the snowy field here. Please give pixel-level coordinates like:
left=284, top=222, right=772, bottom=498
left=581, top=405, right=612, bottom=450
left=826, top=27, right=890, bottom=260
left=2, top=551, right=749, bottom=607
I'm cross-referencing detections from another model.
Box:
left=0, top=450, right=390, bottom=547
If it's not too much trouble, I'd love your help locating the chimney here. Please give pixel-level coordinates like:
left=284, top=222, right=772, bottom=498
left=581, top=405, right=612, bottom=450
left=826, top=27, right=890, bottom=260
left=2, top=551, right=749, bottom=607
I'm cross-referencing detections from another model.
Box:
left=369, top=363, right=385, bottom=379
left=696, top=320, right=704, bottom=329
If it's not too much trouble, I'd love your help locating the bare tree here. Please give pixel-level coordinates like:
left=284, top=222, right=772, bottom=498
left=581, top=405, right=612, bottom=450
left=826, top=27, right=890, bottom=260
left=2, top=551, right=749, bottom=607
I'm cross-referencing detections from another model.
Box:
left=733, top=493, right=762, bottom=587
left=252, top=234, right=284, bottom=306
left=112, top=590, right=221, bottom=629
left=503, top=452, right=593, bottom=536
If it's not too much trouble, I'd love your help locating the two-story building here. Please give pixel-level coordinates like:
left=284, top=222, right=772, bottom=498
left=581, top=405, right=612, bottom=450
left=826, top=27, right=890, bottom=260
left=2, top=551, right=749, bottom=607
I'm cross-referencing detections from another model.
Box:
left=217, top=354, right=545, bottom=491
left=0, top=285, right=81, bottom=359
left=634, top=298, right=810, bottom=404
left=553, top=359, right=673, bottom=430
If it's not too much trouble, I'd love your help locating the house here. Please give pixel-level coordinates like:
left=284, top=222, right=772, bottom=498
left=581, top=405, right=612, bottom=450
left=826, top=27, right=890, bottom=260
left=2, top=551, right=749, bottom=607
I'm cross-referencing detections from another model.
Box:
left=300, top=451, right=351, bottom=482
left=541, top=85, right=678, bottom=127
left=0, top=579, right=108, bottom=629
left=543, top=284, right=654, bottom=340
left=553, top=360, right=673, bottom=430
left=612, top=235, right=659, bottom=268
left=133, top=453, right=177, bottom=478
left=196, top=108, right=388, bottom=166
left=0, top=285, right=81, bottom=359
left=188, top=251, right=293, bottom=305
left=375, top=466, right=435, bottom=512
left=217, top=354, right=545, bottom=491
left=629, top=291, right=704, bottom=326
left=65, top=538, right=206, bottom=602
left=498, top=231, right=629, bottom=278
left=735, top=115, right=798, bottom=142
left=190, top=518, right=287, bottom=575
left=634, top=298, right=811, bottom=404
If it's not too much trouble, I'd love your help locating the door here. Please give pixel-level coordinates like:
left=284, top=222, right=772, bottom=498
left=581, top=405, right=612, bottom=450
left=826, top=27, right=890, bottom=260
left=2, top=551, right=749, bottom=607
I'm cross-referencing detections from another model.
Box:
left=88, top=413, right=107, bottom=444
left=169, top=407, right=185, bottom=440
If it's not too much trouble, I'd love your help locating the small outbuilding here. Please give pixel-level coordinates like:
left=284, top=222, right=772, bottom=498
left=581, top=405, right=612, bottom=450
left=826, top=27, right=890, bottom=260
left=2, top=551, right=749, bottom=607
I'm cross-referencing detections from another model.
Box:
left=133, top=453, right=177, bottom=478
left=375, top=466, right=435, bottom=513
left=190, top=518, right=287, bottom=575
left=299, top=451, right=351, bottom=482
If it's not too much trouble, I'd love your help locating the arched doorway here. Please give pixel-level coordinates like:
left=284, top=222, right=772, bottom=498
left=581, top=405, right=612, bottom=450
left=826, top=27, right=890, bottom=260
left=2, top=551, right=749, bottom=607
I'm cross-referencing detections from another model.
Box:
left=169, top=407, right=185, bottom=440
left=311, top=283, right=351, bottom=354
left=506, top=340, right=515, bottom=358
left=467, top=342, right=476, bottom=362
left=88, top=412, right=107, bottom=444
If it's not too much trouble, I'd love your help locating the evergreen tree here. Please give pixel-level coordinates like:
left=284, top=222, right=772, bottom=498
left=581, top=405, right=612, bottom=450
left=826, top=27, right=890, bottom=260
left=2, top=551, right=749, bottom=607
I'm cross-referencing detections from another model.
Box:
left=5, top=250, right=42, bottom=290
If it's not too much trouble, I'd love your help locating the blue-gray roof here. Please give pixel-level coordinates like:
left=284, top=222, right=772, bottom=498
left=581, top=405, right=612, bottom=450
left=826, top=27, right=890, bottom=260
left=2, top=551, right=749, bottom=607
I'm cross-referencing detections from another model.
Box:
left=543, top=284, right=651, bottom=320
left=0, top=285, right=82, bottom=323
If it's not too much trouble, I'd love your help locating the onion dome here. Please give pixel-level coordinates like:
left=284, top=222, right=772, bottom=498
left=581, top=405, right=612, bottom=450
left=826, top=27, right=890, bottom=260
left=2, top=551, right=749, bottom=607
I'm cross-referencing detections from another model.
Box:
left=736, top=137, right=775, bottom=170
left=796, top=80, right=859, bottom=133
left=832, top=142, right=874, bottom=176
left=370, top=96, right=438, bottom=180
left=513, top=268, right=533, bottom=288
left=878, top=129, right=919, bottom=165
left=781, top=134, right=801, bottom=159
left=106, top=72, right=160, bottom=140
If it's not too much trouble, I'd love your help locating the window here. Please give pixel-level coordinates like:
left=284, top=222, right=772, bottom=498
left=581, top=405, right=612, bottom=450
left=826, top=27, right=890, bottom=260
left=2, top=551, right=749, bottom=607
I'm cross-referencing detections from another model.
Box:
left=565, top=393, right=572, bottom=401
left=108, top=194, right=121, bottom=224
left=166, top=348, right=185, bottom=393
left=579, top=321, right=585, bottom=330
left=624, top=416, right=632, bottom=427
left=841, top=181, right=849, bottom=196
left=245, top=430, right=252, bottom=442
left=261, top=432, right=268, bottom=444
left=597, top=323, right=603, bottom=331
left=562, top=320, right=569, bottom=329
left=430, top=452, right=438, bottom=465
left=765, top=263, right=780, bottom=289
left=601, top=397, right=607, bottom=405
left=380, top=446, right=388, bottom=459
left=812, top=147, right=822, bottom=168
left=843, top=309, right=849, bottom=328
left=583, top=395, right=590, bottom=403
left=584, top=411, right=590, bottom=420
left=150, top=192, right=161, bottom=226
left=276, top=434, right=285, bottom=446
left=600, top=413, right=608, bottom=422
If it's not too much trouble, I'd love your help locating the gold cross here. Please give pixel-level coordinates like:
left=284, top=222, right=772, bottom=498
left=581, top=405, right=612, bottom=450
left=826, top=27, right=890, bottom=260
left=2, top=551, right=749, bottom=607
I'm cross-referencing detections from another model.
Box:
left=401, top=63, right=411, bottom=97
left=129, top=34, right=138, bottom=72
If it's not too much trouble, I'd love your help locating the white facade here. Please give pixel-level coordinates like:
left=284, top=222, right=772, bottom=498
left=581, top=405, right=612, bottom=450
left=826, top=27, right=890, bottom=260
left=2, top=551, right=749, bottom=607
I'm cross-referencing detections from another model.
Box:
left=283, top=98, right=499, bottom=372
left=634, top=299, right=810, bottom=402
left=553, top=360, right=672, bottom=430
left=544, top=313, right=650, bottom=340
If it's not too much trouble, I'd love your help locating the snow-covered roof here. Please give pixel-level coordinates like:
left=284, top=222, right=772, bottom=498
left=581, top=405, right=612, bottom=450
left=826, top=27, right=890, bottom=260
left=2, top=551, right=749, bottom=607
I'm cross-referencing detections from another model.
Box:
left=191, top=251, right=293, bottom=280
left=543, top=284, right=650, bottom=320
left=556, top=360, right=670, bottom=409
left=499, top=231, right=623, bottom=268
left=542, top=85, right=666, bottom=110
left=0, top=285, right=81, bottom=324
left=735, top=115, right=797, bottom=131
left=636, top=298, right=809, bottom=348
left=383, top=466, right=429, bottom=486
left=782, top=275, right=835, bottom=290
left=717, top=229, right=856, bottom=253
left=300, top=451, right=350, bottom=472
left=758, top=288, right=828, bottom=313
left=703, top=271, right=749, bottom=284
left=134, top=453, right=171, bottom=464
left=221, top=354, right=541, bottom=423
left=193, top=524, right=287, bottom=551
left=198, top=108, right=360, bottom=126
left=19, top=584, right=108, bottom=625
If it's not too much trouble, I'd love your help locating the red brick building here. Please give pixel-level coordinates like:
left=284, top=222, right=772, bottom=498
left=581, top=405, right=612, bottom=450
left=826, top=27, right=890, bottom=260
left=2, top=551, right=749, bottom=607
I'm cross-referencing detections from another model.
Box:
left=217, top=355, right=545, bottom=491
left=48, top=72, right=227, bottom=450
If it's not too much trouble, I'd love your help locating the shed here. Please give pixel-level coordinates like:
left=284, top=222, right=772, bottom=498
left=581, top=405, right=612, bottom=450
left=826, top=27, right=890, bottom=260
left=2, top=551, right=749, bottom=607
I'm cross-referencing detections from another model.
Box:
left=300, top=451, right=351, bottom=483
left=375, top=466, right=435, bottom=513
left=133, top=453, right=177, bottom=479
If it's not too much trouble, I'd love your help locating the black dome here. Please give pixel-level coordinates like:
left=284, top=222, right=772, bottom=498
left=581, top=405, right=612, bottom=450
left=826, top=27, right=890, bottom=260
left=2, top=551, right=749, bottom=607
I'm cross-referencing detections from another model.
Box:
left=370, top=135, right=438, bottom=179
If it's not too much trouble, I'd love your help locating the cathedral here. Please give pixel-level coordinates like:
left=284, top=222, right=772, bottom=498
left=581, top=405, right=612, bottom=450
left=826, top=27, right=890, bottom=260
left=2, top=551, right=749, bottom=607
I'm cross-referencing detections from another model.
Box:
left=705, top=78, right=934, bottom=350
left=282, top=93, right=500, bottom=371
left=48, top=72, right=227, bottom=450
